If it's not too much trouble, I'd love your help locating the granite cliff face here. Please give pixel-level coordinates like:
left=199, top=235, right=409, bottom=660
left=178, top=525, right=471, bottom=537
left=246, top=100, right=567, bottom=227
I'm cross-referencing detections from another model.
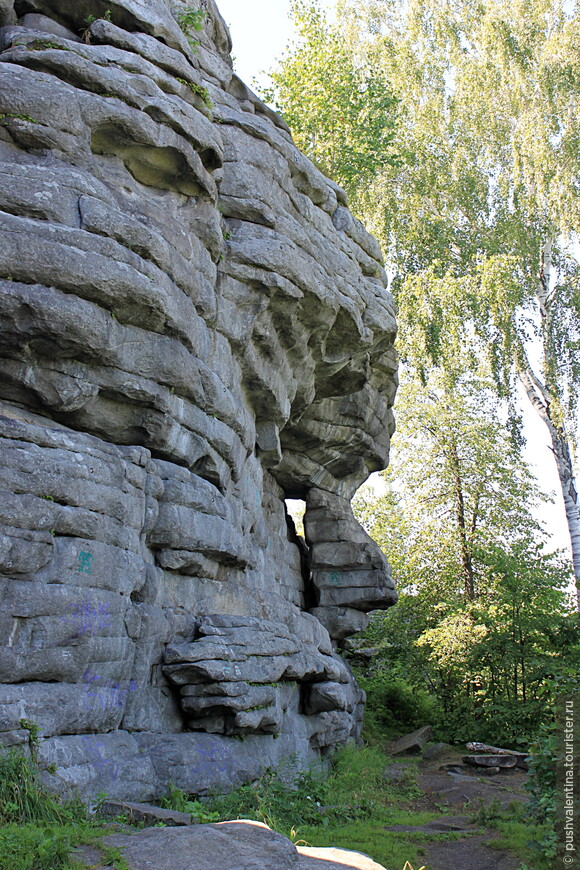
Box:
left=0, top=0, right=398, bottom=799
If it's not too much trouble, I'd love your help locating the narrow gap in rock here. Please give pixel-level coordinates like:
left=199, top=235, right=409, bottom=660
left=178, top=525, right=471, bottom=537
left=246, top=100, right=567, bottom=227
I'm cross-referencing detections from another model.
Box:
left=284, top=499, right=317, bottom=609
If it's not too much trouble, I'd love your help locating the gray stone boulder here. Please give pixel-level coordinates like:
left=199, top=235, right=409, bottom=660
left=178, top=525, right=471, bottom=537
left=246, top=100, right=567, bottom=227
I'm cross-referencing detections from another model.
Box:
left=94, top=821, right=388, bottom=870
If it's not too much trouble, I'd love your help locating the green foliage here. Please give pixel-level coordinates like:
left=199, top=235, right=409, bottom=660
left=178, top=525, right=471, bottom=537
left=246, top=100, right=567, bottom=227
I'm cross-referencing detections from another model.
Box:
left=353, top=395, right=579, bottom=747
left=206, top=760, right=332, bottom=837
left=469, top=800, right=553, bottom=869
left=20, top=719, right=41, bottom=758
left=0, top=113, right=38, bottom=124
left=521, top=684, right=578, bottom=865
left=0, top=752, right=78, bottom=826
left=0, top=824, right=78, bottom=870
left=271, top=0, right=580, bottom=601
left=0, top=751, right=98, bottom=870
left=176, top=78, right=213, bottom=111
left=159, top=785, right=220, bottom=823
left=176, top=6, right=205, bottom=50
left=526, top=722, right=558, bottom=828
left=101, top=845, right=130, bottom=870
left=176, top=7, right=205, bottom=33
left=359, top=675, right=437, bottom=739
left=261, top=1, right=398, bottom=207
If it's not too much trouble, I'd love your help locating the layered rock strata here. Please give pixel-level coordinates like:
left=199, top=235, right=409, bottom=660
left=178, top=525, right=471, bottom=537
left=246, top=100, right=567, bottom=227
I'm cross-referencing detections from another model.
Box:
left=0, top=0, right=398, bottom=799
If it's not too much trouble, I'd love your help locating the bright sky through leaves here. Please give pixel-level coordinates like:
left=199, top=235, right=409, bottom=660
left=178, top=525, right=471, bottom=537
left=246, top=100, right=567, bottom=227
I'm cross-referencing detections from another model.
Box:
left=217, top=0, right=337, bottom=88
left=216, top=0, right=571, bottom=558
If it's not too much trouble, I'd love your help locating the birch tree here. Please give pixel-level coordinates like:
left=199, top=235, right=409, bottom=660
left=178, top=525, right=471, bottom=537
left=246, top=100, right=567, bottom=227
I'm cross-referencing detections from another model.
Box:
left=267, top=0, right=580, bottom=606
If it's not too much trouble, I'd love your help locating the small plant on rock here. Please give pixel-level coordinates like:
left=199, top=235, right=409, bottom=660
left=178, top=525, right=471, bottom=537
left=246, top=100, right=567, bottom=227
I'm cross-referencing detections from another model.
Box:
left=176, top=6, right=205, bottom=33
left=176, top=6, right=205, bottom=51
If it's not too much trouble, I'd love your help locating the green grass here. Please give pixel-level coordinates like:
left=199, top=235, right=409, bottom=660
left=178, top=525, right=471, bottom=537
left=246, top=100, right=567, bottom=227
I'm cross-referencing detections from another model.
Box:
left=471, top=800, right=554, bottom=870
left=0, top=751, right=102, bottom=870
left=490, top=819, right=554, bottom=869
left=0, top=737, right=553, bottom=870
left=295, top=821, right=448, bottom=870
left=159, top=744, right=446, bottom=870
left=0, top=824, right=81, bottom=870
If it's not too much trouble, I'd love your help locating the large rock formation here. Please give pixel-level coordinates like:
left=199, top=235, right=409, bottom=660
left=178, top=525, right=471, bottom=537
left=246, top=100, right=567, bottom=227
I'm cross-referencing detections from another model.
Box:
left=0, top=0, right=398, bottom=799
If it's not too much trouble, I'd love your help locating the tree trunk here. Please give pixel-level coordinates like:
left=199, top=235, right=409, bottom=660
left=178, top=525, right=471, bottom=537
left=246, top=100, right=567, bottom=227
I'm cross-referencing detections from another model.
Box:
left=448, top=440, right=476, bottom=600
left=518, top=361, right=580, bottom=611
left=516, top=239, right=580, bottom=611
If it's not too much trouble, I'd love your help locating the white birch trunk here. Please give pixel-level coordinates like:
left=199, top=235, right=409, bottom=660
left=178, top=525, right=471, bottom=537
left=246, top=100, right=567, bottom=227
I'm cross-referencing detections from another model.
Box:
left=518, top=364, right=580, bottom=612
left=517, top=239, right=580, bottom=611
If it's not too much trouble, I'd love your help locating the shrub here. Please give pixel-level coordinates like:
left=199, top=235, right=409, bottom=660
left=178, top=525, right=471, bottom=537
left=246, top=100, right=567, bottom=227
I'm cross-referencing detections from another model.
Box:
left=360, top=674, right=438, bottom=737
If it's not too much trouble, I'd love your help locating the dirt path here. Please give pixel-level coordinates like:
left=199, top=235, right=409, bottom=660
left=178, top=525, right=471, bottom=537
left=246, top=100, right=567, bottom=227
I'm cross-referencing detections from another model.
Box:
left=423, top=834, right=521, bottom=870
left=384, top=746, right=528, bottom=870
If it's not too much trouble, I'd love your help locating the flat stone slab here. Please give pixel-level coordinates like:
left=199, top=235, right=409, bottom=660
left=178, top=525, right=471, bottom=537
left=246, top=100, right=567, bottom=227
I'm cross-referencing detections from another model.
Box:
left=387, top=725, right=433, bottom=756
left=440, top=763, right=501, bottom=777
left=96, top=820, right=388, bottom=870
left=466, top=742, right=530, bottom=770
left=463, top=755, right=517, bottom=769
left=384, top=815, right=476, bottom=833
left=98, top=799, right=193, bottom=826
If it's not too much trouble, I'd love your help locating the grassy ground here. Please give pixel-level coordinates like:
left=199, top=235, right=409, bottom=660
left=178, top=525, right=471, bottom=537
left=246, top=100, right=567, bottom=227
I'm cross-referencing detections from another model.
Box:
left=472, top=801, right=553, bottom=870
left=0, top=750, right=115, bottom=870
left=201, top=745, right=439, bottom=870
left=0, top=738, right=553, bottom=870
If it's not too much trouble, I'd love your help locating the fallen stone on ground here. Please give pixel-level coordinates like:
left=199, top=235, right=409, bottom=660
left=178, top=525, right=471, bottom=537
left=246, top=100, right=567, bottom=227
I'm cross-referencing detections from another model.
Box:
left=387, top=725, right=433, bottom=756
left=463, top=755, right=517, bottom=769
left=384, top=814, right=476, bottom=833
left=466, top=742, right=530, bottom=770
left=98, top=799, right=193, bottom=827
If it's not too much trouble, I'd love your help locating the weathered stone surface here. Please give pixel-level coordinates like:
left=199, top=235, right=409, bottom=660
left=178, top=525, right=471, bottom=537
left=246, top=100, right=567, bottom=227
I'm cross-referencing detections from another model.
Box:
left=310, top=607, right=370, bottom=641
left=304, top=682, right=350, bottom=715
left=162, top=614, right=351, bottom=735
left=463, top=755, right=518, bottom=769
left=387, top=726, right=433, bottom=756
left=0, top=0, right=398, bottom=799
left=465, top=742, right=530, bottom=770
left=98, top=800, right=193, bottom=827
left=305, top=490, right=397, bottom=619
left=96, top=821, right=388, bottom=870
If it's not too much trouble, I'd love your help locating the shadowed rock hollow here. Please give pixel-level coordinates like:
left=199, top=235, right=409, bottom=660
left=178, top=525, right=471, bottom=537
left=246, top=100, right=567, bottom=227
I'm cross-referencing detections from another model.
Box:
left=0, top=0, right=398, bottom=799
